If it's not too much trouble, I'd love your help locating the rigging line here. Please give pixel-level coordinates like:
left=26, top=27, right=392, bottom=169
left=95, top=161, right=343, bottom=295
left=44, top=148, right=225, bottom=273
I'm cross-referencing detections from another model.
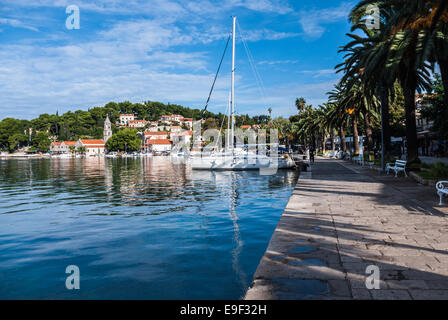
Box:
left=236, top=20, right=268, bottom=105
left=201, top=33, right=232, bottom=118
left=245, top=38, right=267, bottom=102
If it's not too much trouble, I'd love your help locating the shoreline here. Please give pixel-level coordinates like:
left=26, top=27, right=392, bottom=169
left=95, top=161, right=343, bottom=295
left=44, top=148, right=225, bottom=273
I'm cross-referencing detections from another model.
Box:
left=0, top=153, right=49, bottom=159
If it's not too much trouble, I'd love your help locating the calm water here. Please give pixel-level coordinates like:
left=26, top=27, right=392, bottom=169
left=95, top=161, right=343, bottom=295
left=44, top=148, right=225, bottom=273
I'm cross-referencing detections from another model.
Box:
left=0, top=157, right=298, bottom=299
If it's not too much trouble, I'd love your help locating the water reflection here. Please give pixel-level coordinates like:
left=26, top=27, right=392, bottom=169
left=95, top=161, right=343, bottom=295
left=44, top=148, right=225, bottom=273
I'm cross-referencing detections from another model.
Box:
left=0, top=158, right=298, bottom=299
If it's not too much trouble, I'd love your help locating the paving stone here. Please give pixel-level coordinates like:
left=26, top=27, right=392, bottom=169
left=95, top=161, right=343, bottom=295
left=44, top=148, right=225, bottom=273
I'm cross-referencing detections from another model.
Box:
left=409, top=290, right=448, bottom=300
left=385, top=280, right=429, bottom=290
left=245, top=159, right=448, bottom=300
left=351, top=288, right=372, bottom=300
left=370, top=289, right=412, bottom=300
left=328, top=280, right=351, bottom=297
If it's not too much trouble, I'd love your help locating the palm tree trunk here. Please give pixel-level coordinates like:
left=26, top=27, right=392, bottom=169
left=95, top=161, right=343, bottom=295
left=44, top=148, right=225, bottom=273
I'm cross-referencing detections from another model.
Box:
left=330, top=130, right=335, bottom=151
left=363, top=109, right=374, bottom=152
left=403, top=83, right=419, bottom=163
left=339, top=123, right=347, bottom=153
left=352, top=116, right=360, bottom=155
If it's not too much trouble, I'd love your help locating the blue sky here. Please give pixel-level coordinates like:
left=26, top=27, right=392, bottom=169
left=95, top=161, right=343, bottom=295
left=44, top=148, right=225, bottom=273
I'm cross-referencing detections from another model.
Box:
left=0, top=0, right=357, bottom=120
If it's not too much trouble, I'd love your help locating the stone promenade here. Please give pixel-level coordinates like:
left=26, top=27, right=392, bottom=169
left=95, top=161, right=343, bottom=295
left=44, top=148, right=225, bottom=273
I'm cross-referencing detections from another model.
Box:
left=245, top=158, right=448, bottom=300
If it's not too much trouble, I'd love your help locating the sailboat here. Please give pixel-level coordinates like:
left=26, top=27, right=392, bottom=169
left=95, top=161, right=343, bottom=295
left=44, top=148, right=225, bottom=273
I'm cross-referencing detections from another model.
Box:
left=189, top=17, right=295, bottom=171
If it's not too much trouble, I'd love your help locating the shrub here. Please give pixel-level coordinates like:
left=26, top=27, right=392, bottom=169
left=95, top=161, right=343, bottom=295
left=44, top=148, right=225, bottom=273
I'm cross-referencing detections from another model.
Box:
left=421, top=162, right=431, bottom=169
left=408, top=162, right=422, bottom=170
left=429, top=162, right=448, bottom=179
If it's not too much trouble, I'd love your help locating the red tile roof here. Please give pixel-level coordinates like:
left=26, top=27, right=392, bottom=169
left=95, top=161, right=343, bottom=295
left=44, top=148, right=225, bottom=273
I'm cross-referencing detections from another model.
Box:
left=144, top=131, right=169, bottom=135
left=52, top=142, right=62, bottom=146
left=146, top=139, right=172, bottom=145
left=79, top=139, right=105, bottom=147
left=171, top=130, right=193, bottom=136
left=63, top=141, right=77, bottom=145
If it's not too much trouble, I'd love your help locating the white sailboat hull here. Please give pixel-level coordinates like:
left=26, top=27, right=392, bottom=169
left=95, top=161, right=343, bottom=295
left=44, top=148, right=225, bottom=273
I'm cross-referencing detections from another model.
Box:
left=189, top=155, right=295, bottom=170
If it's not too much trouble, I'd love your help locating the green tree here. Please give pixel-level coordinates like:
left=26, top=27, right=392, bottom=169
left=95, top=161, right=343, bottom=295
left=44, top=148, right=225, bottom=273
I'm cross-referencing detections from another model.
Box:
left=32, top=132, right=51, bottom=152
left=349, top=0, right=440, bottom=162
left=203, top=118, right=218, bottom=131
left=106, top=128, right=141, bottom=152
left=0, top=118, right=31, bottom=152
left=8, top=133, right=28, bottom=152
left=77, top=146, right=86, bottom=155
left=295, top=98, right=306, bottom=113
left=421, top=73, right=448, bottom=139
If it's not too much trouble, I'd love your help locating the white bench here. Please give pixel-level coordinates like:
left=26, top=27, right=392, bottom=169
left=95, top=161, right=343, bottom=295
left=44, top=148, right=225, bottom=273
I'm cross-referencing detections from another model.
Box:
left=386, top=160, right=407, bottom=177
left=437, top=181, right=448, bottom=205
left=334, top=151, right=344, bottom=159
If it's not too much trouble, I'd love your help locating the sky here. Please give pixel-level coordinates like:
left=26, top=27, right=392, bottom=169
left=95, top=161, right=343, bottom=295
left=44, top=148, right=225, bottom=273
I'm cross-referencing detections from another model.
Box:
left=0, top=0, right=357, bottom=120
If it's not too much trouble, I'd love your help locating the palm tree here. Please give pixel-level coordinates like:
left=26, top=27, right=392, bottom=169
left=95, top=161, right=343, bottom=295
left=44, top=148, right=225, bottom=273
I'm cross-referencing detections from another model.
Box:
left=295, top=97, right=307, bottom=114
left=325, top=99, right=349, bottom=153
left=337, top=24, right=395, bottom=155
left=357, top=0, right=448, bottom=106
left=328, top=82, right=374, bottom=155
left=313, top=106, right=331, bottom=153
left=295, top=108, right=317, bottom=149
left=349, top=0, right=439, bottom=162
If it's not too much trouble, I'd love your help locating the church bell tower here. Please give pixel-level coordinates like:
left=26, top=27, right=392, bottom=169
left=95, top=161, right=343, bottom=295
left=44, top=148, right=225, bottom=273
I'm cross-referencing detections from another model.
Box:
left=103, top=114, right=112, bottom=143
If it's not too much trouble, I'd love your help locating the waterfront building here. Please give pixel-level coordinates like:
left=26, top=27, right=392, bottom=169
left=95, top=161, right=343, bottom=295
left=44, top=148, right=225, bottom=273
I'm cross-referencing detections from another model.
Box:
left=170, top=131, right=193, bottom=146
left=50, top=142, right=63, bottom=154
left=61, top=141, right=77, bottom=153
left=146, top=139, right=172, bottom=152
left=50, top=141, right=78, bottom=154
left=129, top=120, right=149, bottom=128
left=119, top=114, right=135, bottom=126
left=144, top=131, right=169, bottom=144
left=160, top=115, right=183, bottom=123
left=144, top=131, right=169, bottom=139
left=76, top=139, right=105, bottom=156
left=182, top=118, right=193, bottom=129
left=103, top=115, right=112, bottom=143
left=170, top=126, right=182, bottom=133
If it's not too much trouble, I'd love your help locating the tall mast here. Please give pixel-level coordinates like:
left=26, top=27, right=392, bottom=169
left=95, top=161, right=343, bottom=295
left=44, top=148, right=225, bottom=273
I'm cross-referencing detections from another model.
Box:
left=231, top=16, right=236, bottom=154
left=227, top=91, right=231, bottom=150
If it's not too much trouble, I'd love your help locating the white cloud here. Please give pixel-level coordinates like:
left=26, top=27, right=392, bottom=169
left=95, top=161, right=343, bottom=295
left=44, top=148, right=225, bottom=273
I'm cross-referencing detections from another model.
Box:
left=298, top=69, right=336, bottom=78
left=0, top=17, right=39, bottom=31
left=2, top=0, right=292, bottom=16
left=0, top=0, right=329, bottom=119
left=258, top=60, right=299, bottom=65
left=241, top=28, right=300, bottom=41
left=229, top=0, right=292, bottom=14
left=298, top=1, right=354, bottom=39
